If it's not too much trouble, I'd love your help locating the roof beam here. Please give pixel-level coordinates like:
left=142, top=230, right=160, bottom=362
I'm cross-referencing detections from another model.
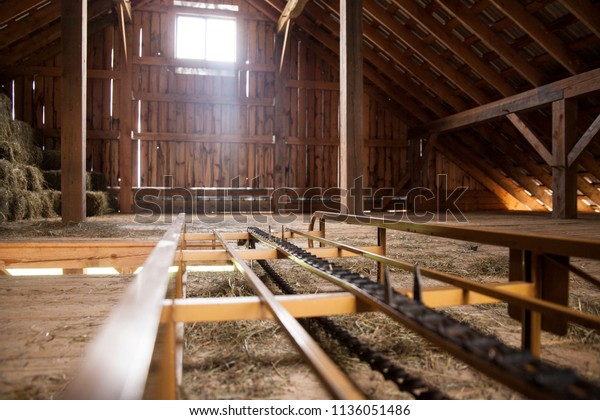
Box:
left=364, top=0, right=490, bottom=105
left=412, top=67, right=600, bottom=136
left=436, top=0, right=546, bottom=87
left=489, top=0, right=585, bottom=75
left=361, top=13, right=469, bottom=112
left=396, top=0, right=516, bottom=97
left=434, top=139, right=533, bottom=211
left=277, top=0, right=309, bottom=34
left=561, top=1, right=600, bottom=40
left=311, top=0, right=450, bottom=118
left=0, top=0, right=49, bottom=27
left=0, top=0, right=60, bottom=50
left=253, top=0, right=433, bottom=123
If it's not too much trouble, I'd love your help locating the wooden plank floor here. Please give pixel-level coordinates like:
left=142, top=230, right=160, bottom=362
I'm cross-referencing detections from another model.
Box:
left=0, top=275, right=131, bottom=399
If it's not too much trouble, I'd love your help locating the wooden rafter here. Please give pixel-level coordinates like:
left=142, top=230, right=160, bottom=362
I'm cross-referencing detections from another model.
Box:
left=361, top=13, right=468, bottom=113
left=0, top=0, right=50, bottom=27
left=396, top=0, right=517, bottom=98
left=560, top=1, right=600, bottom=41
left=276, top=0, right=309, bottom=34
left=436, top=0, right=546, bottom=87
left=0, top=0, right=60, bottom=50
left=311, top=0, right=448, bottom=118
left=434, top=140, right=532, bottom=211
left=489, top=0, right=585, bottom=75
left=0, top=0, right=115, bottom=66
left=364, top=0, right=490, bottom=106
left=248, top=0, right=430, bottom=124
left=413, top=67, right=600, bottom=137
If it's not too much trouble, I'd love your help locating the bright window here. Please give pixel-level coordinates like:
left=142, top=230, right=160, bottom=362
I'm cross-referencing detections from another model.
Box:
left=176, top=15, right=236, bottom=62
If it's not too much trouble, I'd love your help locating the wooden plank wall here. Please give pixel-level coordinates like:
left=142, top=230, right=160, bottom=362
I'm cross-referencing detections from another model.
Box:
left=6, top=0, right=487, bottom=202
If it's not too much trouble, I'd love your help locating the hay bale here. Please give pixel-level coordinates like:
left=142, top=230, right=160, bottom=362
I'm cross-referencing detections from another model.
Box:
left=0, top=94, right=11, bottom=119
left=10, top=189, right=28, bottom=221
left=42, top=170, right=93, bottom=190
left=39, top=190, right=58, bottom=218
left=41, top=149, right=61, bottom=170
left=0, top=187, right=11, bottom=222
left=48, top=190, right=61, bottom=215
left=86, top=191, right=110, bottom=217
left=89, top=171, right=108, bottom=191
left=0, top=141, right=15, bottom=161
left=23, top=165, right=44, bottom=192
left=0, top=159, right=28, bottom=190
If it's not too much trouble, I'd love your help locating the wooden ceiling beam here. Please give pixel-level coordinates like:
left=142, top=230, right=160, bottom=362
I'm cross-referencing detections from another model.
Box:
left=254, top=0, right=434, bottom=124
left=364, top=0, right=490, bottom=106
left=0, top=0, right=60, bottom=50
left=434, top=139, right=533, bottom=211
left=0, top=0, right=116, bottom=67
left=361, top=15, right=469, bottom=113
left=412, top=67, right=600, bottom=136
left=461, top=131, right=552, bottom=209
left=489, top=0, right=585, bottom=75
left=395, top=0, right=517, bottom=98
left=277, top=0, right=309, bottom=34
left=305, top=0, right=448, bottom=119
left=0, top=0, right=49, bottom=27
left=560, top=1, right=600, bottom=41
left=436, top=0, right=546, bottom=87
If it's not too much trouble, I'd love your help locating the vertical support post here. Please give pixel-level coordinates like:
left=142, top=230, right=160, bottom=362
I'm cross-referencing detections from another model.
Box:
left=552, top=99, right=578, bottom=219
left=157, top=320, right=177, bottom=399
left=377, top=227, right=386, bottom=284
left=522, top=253, right=542, bottom=357
left=272, top=32, right=289, bottom=213
left=118, top=5, right=134, bottom=213
left=339, top=0, right=364, bottom=215
left=61, top=0, right=87, bottom=224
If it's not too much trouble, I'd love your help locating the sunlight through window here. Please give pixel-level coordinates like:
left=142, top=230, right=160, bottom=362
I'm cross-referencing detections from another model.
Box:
left=176, top=15, right=236, bottom=62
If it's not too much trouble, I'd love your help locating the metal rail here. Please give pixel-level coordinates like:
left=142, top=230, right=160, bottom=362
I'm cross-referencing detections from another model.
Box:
left=248, top=226, right=600, bottom=399
left=63, top=214, right=186, bottom=399
left=288, top=228, right=600, bottom=331
left=214, top=231, right=365, bottom=400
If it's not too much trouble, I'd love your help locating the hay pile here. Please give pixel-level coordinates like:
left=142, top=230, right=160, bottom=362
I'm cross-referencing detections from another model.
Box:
left=0, top=93, right=113, bottom=221
left=0, top=94, right=55, bottom=222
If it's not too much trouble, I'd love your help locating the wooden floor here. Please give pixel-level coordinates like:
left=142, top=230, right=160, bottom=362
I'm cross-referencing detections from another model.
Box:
left=0, top=275, right=130, bottom=399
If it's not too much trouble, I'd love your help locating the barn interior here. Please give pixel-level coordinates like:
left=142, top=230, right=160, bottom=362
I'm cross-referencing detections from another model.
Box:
left=1, top=0, right=600, bottom=400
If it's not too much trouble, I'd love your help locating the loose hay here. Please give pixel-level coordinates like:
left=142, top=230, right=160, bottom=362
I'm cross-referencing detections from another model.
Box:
left=0, top=159, right=28, bottom=190
left=23, top=165, right=44, bottom=192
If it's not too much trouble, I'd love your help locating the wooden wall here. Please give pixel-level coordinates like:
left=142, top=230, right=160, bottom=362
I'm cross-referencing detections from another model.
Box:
left=5, top=0, right=488, bottom=207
